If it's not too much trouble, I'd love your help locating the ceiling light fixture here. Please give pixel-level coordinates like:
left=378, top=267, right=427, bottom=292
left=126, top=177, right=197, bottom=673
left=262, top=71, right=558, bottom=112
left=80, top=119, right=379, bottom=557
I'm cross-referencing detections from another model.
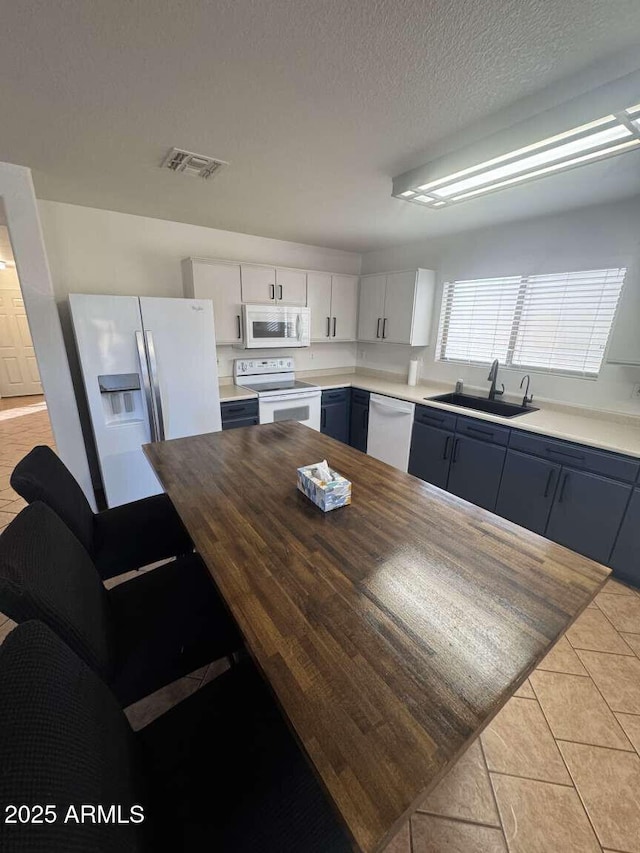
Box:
left=0, top=261, right=6, bottom=270
left=393, top=104, right=640, bottom=209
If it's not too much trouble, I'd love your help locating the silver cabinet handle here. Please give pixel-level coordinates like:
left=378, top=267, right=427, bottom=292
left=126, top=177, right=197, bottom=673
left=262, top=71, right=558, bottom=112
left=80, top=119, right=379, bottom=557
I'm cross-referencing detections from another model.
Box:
left=332, top=316, right=337, bottom=337
left=135, top=331, right=157, bottom=441
left=269, top=284, right=275, bottom=300
left=145, top=331, right=165, bottom=440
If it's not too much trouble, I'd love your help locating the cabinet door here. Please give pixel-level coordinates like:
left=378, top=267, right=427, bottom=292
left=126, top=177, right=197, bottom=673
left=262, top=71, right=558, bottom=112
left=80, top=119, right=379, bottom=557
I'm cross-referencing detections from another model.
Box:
left=447, top=436, right=506, bottom=511
left=357, top=275, right=386, bottom=342
left=382, top=271, right=416, bottom=344
left=307, top=272, right=332, bottom=340
left=275, top=268, right=307, bottom=305
left=610, top=489, right=640, bottom=587
left=495, top=450, right=560, bottom=534
left=188, top=261, right=242, bottom=344
left=546, top=469, right=631, bottom=565
left=330, top=275, right=358, bottom=341
left=321, top=402, right=350, bottom=444
left=241, top=264, right=276, bottom=303
left=408, top=421, right=453, bottom=490
left=349, top=401, right=369, bottom=452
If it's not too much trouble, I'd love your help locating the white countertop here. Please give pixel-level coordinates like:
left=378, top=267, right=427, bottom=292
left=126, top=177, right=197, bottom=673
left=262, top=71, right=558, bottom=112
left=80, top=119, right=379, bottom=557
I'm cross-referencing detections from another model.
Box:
left=219, top=372, right=640, bottom=458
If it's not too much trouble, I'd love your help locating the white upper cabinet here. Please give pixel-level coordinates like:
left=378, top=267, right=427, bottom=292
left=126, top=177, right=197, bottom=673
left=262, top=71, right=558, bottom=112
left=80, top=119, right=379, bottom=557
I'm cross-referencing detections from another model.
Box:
left=329, top=275, right=358, bottom=341
left=182, top=259, right=243, bottom=345
left=308, top=272, right=358, bottom=342
left=358, top=269, right=435, bottom=346
left=357, top=274, right=387, bottom=342
left=240, top=264, right=276, bottom=303
left=275, top=267, right=307, bottom=305
left=307, top=271, right=332, bottom=340
left=240, top=264, right=307, bottom=305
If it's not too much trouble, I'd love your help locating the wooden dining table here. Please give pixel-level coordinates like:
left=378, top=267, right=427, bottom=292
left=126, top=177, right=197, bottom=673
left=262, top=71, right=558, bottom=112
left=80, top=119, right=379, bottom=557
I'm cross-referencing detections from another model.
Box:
left=144, top=421, right=610, bottom=853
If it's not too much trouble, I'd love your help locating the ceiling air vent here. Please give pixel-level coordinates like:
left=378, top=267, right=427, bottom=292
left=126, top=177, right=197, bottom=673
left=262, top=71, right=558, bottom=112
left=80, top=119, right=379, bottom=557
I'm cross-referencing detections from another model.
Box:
left=161, top=148, right=228, bottom=180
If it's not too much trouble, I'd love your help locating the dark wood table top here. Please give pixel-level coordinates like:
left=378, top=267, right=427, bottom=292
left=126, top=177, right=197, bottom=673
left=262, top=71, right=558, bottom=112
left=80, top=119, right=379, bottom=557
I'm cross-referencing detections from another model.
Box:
left=144, top=422, right=610, bottom=852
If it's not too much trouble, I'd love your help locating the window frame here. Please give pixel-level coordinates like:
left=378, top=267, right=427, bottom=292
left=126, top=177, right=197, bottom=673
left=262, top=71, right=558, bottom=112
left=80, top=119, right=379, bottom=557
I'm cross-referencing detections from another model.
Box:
left=435, top=268, right=625, bottom=379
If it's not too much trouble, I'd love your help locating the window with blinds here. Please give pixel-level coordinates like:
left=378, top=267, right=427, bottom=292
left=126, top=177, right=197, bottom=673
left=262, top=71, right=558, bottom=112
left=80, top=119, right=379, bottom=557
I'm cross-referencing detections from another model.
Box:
left=436, top=268, right=626, bottom=377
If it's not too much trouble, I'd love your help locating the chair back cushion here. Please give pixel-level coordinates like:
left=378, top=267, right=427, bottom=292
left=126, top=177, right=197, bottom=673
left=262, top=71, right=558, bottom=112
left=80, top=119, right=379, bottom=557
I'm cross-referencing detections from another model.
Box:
left=0, top=502, right=116, bottom=680
left=10, top=445, right=95, bottom=555
left=0, top=621, right=146, bottom=853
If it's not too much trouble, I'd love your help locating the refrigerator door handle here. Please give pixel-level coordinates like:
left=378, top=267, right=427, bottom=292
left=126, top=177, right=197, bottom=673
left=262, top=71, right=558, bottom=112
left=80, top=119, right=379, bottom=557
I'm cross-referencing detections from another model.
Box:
left=135, top=330, right=157, bottom=442
left=145, top=330, right=166, bottom=441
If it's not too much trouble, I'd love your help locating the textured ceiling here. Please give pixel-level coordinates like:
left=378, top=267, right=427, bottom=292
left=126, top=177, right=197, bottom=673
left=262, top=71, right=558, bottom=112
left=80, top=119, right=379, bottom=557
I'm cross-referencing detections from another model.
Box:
left=1, top=0, right=640, bottom=252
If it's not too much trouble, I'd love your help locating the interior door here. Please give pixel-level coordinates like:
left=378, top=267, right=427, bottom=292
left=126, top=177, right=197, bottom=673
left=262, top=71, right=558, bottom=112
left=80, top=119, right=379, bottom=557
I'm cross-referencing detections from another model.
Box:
left=139, top=296, right=221, bottom=440
left=382, top=271, right=416, bottom=343
left=307, top=271, right=332, bottom=340
left=0, top=287, right=42, bottom=396
left=330, top=275, right=358, bottom=341
left=357, top=274, right=386, bottom=342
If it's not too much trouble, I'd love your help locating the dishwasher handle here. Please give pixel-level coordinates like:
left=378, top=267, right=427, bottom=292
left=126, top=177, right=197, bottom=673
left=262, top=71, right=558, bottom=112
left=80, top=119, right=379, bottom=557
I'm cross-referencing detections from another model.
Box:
left=370, top=393, right=414, bottom=415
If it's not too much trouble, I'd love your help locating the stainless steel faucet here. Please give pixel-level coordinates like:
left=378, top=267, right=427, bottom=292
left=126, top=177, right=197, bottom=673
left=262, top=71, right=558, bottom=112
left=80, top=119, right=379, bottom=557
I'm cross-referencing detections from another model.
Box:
left=487, top=359, right=505, bottom=400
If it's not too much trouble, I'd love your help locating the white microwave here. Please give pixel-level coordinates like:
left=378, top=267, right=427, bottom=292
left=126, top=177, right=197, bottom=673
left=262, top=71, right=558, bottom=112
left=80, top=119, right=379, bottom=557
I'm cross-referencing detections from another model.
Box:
left=239, top=304, right=310, bottom=348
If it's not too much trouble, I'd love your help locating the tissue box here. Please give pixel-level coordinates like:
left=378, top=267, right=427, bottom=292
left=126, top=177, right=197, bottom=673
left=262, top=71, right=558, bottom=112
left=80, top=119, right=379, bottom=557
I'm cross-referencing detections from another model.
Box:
left=297, top=462, right=351, bottom=512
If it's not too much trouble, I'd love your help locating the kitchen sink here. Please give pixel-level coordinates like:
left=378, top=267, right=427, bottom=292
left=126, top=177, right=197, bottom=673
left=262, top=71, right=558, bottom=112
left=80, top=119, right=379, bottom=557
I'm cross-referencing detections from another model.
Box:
left=427, top=392, right=539, bottom=418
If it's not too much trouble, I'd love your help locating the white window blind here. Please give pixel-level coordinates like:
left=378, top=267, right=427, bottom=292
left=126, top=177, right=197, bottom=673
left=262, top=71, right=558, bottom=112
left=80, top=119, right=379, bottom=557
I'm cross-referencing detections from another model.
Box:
left=436, top=267, right=626, bottom=377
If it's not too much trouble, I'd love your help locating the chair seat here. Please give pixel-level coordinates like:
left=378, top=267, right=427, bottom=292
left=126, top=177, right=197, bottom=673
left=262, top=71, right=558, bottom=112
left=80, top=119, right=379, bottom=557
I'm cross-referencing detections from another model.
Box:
left=93, top=493, right=193, bottom=578
left=109, top=554, right=241, bottom=707
left=139, top=661, right=351, bottom=853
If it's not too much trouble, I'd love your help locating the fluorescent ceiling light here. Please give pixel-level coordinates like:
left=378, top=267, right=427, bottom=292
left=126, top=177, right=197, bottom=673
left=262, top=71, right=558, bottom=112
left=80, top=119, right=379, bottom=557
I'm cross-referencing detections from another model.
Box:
left=0, top=261, right=6, bottom=270
left=393, top=105, right=640, bottom=209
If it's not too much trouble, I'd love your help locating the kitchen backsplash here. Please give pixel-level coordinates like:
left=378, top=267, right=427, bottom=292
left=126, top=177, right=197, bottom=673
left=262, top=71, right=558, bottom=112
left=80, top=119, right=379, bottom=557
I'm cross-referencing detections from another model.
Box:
left=216, top=341, right=357, bottom=378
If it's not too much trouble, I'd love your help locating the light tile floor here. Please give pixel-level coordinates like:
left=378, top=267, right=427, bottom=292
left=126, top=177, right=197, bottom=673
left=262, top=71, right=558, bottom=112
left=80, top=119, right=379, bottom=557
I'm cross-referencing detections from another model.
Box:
left=2, top=398, right=640, bottom=852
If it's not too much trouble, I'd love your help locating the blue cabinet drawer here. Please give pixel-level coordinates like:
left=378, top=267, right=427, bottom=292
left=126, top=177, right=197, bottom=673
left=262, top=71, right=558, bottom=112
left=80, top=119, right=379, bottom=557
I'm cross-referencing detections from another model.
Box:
left=455, top=415, right=510, bottom=446
left=509, top=430, right=639, bottom=483
left=414, top=404, right=457, bottom=432
left=351, top=388, right=370, bottom=406
left=222, top=415, right=259, bottom=430
left=220, top=399, right=259, bottom=424
left=321, top=388, right=349, bottom=404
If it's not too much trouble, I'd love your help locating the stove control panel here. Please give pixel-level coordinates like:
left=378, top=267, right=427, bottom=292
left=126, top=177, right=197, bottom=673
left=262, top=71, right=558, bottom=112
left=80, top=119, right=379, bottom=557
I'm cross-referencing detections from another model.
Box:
left=234, top=357, right=294, bottom=378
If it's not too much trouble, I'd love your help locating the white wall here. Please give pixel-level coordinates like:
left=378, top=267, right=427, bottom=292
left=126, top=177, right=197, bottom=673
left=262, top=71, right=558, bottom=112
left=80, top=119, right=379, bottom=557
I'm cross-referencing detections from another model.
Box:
left=360, top=197, right=640, bottom=413
left=38, top=201, right=361, bottom=378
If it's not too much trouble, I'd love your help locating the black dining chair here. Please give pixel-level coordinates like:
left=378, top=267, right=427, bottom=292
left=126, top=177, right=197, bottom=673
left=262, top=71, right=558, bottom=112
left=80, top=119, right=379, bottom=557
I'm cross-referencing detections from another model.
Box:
left=10, top=444, right=192, bottom=580
left=0, top=502, right=241, bottom=707
left=0, top=620, right=350, bottom=853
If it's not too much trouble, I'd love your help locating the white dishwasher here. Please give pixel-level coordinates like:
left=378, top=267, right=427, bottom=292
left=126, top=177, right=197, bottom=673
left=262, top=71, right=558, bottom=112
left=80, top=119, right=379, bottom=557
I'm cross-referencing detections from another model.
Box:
left=367, top=393, right=415, bottom=472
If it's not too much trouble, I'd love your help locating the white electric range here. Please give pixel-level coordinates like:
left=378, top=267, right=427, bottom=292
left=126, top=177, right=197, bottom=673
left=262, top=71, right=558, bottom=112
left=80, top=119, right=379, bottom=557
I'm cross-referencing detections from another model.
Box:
left=233, top=357, right=321, bottom=431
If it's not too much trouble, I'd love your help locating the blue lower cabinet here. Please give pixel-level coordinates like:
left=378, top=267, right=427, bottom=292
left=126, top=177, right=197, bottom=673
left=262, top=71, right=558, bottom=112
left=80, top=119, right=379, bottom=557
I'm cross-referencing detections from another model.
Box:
left=495, top=450, right=561, bottom=534
left=610, top=489, right=640, bottom=586
left=447, top=435, right=507, bottom=511
left=545, top=468, right=631, bottom=565
left=220, top=399, right=259, bottom=430
left=407, top=421, right=453, bottom=489
left=321, top=389, right=350, bottom=444
left=349, top=390, right=370, bottom=452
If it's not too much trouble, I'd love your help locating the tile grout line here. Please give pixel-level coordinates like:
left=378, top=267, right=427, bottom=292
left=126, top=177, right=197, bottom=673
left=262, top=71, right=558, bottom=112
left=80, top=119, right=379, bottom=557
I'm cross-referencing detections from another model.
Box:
left=529, top=669, right=635, bottom=754
left=478, top=735, right=508, bottom=847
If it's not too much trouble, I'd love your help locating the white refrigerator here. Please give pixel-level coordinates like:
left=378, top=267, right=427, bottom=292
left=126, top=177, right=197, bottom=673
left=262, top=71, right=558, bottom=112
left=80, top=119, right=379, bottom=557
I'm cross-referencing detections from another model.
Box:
left=69, top=294, right=221, bottom=507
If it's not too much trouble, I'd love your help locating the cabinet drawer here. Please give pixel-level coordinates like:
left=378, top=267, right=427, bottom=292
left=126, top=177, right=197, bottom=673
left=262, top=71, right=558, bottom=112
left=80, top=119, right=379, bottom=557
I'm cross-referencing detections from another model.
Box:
left=455, top=415, right=510, bottom=446
left=221, top=415, right=259, bottom=430
left=509, top=430, right=639, bottom=483
left=321, top=388, right=349, bottom=404
left=414, top=404, right=457, bottom=432
left=220, top=399, right=259, bottom=423
left=351, top=388, right=370, bottom=406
